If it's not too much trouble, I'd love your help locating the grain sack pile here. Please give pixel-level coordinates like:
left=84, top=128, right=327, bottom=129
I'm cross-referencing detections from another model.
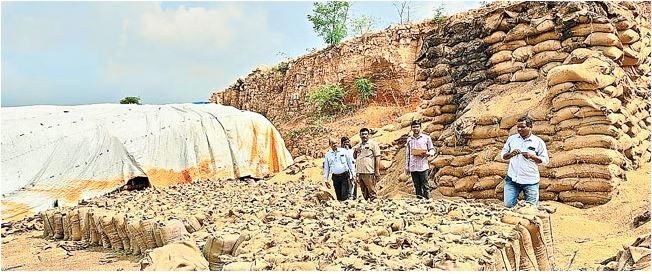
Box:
left=1, top=104, right=293, bottom=222
left=36, top=178, right=558, bottom=270
left=394, top=1, right=651, bottom=207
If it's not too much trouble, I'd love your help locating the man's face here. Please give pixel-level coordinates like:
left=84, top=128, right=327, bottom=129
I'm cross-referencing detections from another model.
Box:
left=411, top=124, right=421, bottom=135
left=342, top=140, right=350, bottom=148
left=516, top=121, right=531, bottom=138
left=360, top=131, right=369, bottom=142
left=329, top=139, right=338, bottom=151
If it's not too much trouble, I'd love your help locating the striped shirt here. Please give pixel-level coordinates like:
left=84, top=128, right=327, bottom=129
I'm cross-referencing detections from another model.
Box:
left=405, top=133, right=436, bottom=172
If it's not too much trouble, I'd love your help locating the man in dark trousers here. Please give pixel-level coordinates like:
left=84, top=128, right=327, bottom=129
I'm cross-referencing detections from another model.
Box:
left=323, top=138, right=356, bottom=201
left=353, top=128, right=381, bottom=201
left=405, top=120, right=436, bottom=199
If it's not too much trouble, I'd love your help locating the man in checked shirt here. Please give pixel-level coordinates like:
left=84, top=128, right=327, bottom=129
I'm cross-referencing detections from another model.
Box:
left=405, top=120, right=436, bottom=199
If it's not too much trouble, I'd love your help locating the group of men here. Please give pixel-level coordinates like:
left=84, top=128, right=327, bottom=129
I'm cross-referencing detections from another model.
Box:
left=322, top=116, right=549, bottom=208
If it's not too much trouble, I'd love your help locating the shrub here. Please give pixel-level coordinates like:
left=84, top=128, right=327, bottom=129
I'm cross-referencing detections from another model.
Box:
left=354, top=77, right=375, bottom=106
left=272, top=61, right=290, bottom=75
left=120, top=96, right=141, bottom=105
left=308, top=84, right=347, bottom=117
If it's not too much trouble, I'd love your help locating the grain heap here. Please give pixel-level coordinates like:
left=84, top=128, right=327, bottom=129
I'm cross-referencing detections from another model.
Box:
left=394, top=1, right=650, bottom=208
left=38, top=179, right=557, bottom=270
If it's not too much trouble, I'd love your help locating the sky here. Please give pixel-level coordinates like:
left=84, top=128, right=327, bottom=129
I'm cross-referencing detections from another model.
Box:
left=1, top=0, right=483, bottom=107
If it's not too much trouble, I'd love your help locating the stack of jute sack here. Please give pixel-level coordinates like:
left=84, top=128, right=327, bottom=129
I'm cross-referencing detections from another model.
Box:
left=598, top=234, right=650, bottom=271
left=37, top=177, right=559, bottom=270
left=399, top=1, right=651, bottom=207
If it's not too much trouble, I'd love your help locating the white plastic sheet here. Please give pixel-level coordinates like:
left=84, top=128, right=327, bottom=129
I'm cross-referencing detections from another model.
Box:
left=1, top=104, right=293, bottom=221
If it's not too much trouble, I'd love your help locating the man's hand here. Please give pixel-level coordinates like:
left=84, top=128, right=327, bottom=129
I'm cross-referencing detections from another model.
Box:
left=510, top=149, right=521, bottom=158
left=324, top=181, right=331, bottom=189
left=405, top=168, right=410, bottom=175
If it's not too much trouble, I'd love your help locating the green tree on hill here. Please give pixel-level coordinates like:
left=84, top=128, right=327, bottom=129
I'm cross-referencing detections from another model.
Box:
left=120, top=96, right=141, bottom=105
left=307, top=1, right=351, bottom=46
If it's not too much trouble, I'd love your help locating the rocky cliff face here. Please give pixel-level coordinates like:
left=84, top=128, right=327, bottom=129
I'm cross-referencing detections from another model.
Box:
left=210, top=22, right=432, bottom=123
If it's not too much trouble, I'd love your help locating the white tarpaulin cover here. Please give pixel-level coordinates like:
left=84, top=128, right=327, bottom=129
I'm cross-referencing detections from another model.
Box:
left=1, top=104, right=293, bottom=221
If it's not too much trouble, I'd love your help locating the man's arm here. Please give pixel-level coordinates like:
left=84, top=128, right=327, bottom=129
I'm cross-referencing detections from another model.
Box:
left=426, top=136, right=436, bottom=156
left=323, top=155, right=330, bottom=183
left=373, top=143, right=381, bottom=176
left=405, top=139, right=411, bottom=172
left=501, top=137, right=520, bottom=160
left=346, top=152, right=356, bottom=178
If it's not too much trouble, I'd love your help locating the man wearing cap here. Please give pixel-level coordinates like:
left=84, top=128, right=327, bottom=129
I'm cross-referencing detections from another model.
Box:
left=500, top=116, right=549, bottom=208
left=405, top=120, right=436, bottom=199
left=323, top=138, right=356, bottom=201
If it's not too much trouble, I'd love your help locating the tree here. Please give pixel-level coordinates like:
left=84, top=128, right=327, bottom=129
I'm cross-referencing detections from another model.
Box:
left=349, top=15, right=377, bottom=37
left=307, top=1, right=351, bottom=46
left=392, top=1, right=411, bottom=25
left=120, top=96, right=141, bottom=105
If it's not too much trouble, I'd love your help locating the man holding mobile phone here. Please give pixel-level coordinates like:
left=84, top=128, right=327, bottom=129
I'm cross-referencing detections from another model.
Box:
left=500, top=116, right=549, bottom=208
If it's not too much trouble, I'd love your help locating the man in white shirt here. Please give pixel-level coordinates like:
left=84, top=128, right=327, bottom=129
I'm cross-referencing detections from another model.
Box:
left=323, top=138, right=356, bottom=201
left=500, top=116, right=549, bottom=208
left=341, top=136, right=356, bottom=200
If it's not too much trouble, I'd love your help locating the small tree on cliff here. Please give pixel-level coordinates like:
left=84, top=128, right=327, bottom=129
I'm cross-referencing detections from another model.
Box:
left=120, top=96, right=141, bottom=105
left=307, top=1, right=351, bottom=46
left=349, top=14, right=377, bottom=37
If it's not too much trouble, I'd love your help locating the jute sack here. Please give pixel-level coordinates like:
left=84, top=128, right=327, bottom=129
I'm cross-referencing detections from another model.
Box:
left=139, top=219, right=159, bottom=250
left=424, top=75, right=452, bottom=90
left=431, top=64, right=451, bottom=78
left=466, top=189, right=500, bottom=199
left=473, top=147, right=502, bottom=165
left=93, top=213, right=111, bottom=248
left=602, top=85, right=624, bottom=97
left=127, top=219, right=146, bottom=255
left=466, top=162, right=507, bottom=177
left=140, top=240, right=209, bottom=271
left=41, top=210, right=54, bottom=238
left=78, top=207, right=90, bottom=243
left=430, top=95, right=454, bottom=106
left=584, top=32, right=622, bottom=47
left=437, top=186, right=456, bottom=196
left=569, top=23, right=616, bottom=37
left=531, top=121, right=556, bottom=135
left=511, top=69, right=539, bottom=82
left=484, top=31, right=506, bottom=44
left=531, top=18, right=555, bottom=34
left=556, top=115, right=625, bottom=131
left=622, top=45, right=639, bottom=59
left=574, top=178, right=617, bottom=192
left=489, top=40, right=528, bottom=54
left=488, top=60, right=525, bottom=77
left=430, top=155, right=453, bottom=169
left=113, top=213, right=130, bottom=252
left=622, top=55, right=640, bottom=66
left=471, top=125, right=509, bottom=139
left=70, top=209, right=82, bottom=241
left=576, top=124, right=623, bottom=138
left=546, top=178, right=577, bottom=192
left=563, top=135, right=619, bottom=150
left=558, top=190, right=612, bottom=205
left=432, top=113, right=456, bottom=125
left=552, top=90, right=621, bottom=112
left=87, top=211, right=100, bottom=245
left=553, top=163, right=623, bottom=180
left=454, top=176, right=478, bottom=192
left=159, top=219, right=189, bottom=246
left=548, top=148, right=625, bottom=168
left=548, top=82, right=576, bottom=98
left=468, top=138, right=498, bottom=150
left=526, top=51, right=569, bottom=69
left=153, top=221, right=164, bottom=248
left=516, top=224, right=539, bottom=270
left=618, top=29, right=640, bottom=44
left=591, top=46, right=624, bottom=60
left=526, top=31, right=561, bottom=45
left=203, top=232, right=249, bottom=270
left=62, top=212, right=71, bottom=241
left=472, top=175, right=503, bottom=191
left=561, top=37, right=586, bottom=52
left=512, top=46, right=534, bottom=62
left=539, top=61, right=562, bottom=77
left=547, top=57, right=612, bottom=87
left=532, top=40, right=561, bottom=54
left=52, top=211, right=64, bottom=239
left=437, top=175, right=457, bottom=187
left=550, top=106, right=605, bottom=124
left=100, top=214, right=123, bottom=250
left=451, top=154, right=475, bottom=167
left=437, top=165, right=469, bottom=178
left=423, top=121, right=444, bottom=133
left=563, top=48, right=601, bottom=65
left=183, top=215, right=202, bottom=233
left=496, top=72, right=512, bottom=84
left=614, top=20, right=635, bottom=31
left=504, top=23, right=532, bottom=42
